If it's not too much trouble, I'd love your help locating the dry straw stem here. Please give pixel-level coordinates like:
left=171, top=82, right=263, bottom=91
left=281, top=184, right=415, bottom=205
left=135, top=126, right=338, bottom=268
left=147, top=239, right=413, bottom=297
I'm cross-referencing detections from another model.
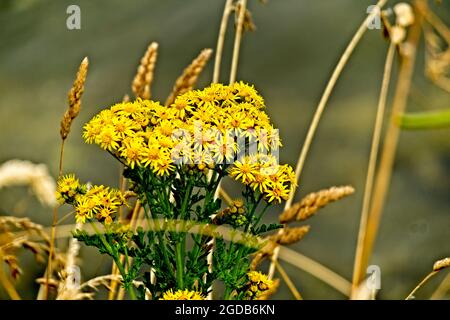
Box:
left=421, top=6, right=450, bottom=93
left=58, top=274, right=150, bottom=300
left=56, top=223, right=82, bottom=300
left=0, top=217, right=53, bottom=300
left=351, top=41, right=396, bottom=297
left=268, top=0, right=388, bottom=280
left=132, top=42, right=158, bottom=100
left=274, top=261, right=302, bottom=300
left=213, top=0, right=234, bottom=83
left=278, top=246, right=351, bottom=296
left=165, top=48, right=213, bottom=106
left=279, top=186, right=355, bottom=224
left=48, top=57, right=88, bottom=299
left=218, top=186, right=233, bottom=205
left=431, top=272, right=450, bottom=300
left=0, top=217, right=49, bottom=292
left=405, top=258, right=449, bottom=300
left=251, top=226, right=309, bottom=269
left=0, top=252, right=21, bottom=300
left=356, top=1, right=425, bottom=290
left=229, top=0, right=247, bottom=84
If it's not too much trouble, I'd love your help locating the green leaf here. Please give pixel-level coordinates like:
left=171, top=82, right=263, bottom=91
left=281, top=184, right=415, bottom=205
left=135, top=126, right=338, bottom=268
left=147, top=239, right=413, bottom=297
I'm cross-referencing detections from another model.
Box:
left=397, top=109, right=450, bottom=130
left=253, top=223, right=283, bottom=235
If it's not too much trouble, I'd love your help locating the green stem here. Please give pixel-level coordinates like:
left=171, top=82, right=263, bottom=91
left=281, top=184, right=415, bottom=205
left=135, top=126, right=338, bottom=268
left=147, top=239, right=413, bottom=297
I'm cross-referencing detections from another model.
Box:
left=253, top=201, right=270, bottom=230
left=175, top=179, right=193, bottom=289
left=142, top=198, right=173, bottom=274
left=90, top=222, right=137, bottom=300
left=175, top=240, right=185, bottom=289
left=397, top=108, right=450, bottom=130
left=223, top=286, right=232, bottom=300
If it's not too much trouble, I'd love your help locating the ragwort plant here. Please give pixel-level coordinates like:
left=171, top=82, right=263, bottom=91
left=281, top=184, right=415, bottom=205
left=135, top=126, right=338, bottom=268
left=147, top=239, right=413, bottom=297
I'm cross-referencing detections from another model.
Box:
left=56, top=82, right=295, bottom=300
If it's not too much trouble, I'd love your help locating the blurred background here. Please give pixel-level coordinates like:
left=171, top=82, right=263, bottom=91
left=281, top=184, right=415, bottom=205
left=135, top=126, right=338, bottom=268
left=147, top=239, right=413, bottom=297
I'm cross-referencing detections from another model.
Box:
left=0, top=0, right=449, bottom=299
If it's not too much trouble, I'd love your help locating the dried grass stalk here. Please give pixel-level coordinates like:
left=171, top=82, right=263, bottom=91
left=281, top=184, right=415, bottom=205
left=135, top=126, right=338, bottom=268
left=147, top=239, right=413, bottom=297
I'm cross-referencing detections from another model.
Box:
left=132, top=42, right=158, bottom=99
left=0, top=216, right=50, bottom=279
left=56, top=274, right=151, bottom=300
left=165, top=48, right=213, bottom=106
left=60, top=57, right=89, bottom=140
left=250, top=240, right=277, bottom=270
left=0, top=216, right=50, bottom=243
left=279, top=186, right=355, bottom=224
left=235, top=3, right=256, bottom=33
left=251, top=226, right=310, bottom=269
left=0, top=160, right=57, bottom=207
left=56, top=223, right=82, bottom=300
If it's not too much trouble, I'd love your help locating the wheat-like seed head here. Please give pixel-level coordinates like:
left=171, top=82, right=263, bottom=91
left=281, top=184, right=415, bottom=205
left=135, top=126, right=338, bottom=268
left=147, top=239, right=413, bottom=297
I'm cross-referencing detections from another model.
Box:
left=0, top=160, right=57, bottom=207
left=0, top=216, right=51, bottom=279
left=433, top=257, right=450, bottom=272
left=165, top=48, right=213, bottom=106
left=132, top=42, right=158, bottom=100
left=270, top=226, right=310, bottom=245
left=250, top=240, right=277, bottom=271
left=279, top=185, right=355, bottom=224
left=60, top=57, right=89, bottom=140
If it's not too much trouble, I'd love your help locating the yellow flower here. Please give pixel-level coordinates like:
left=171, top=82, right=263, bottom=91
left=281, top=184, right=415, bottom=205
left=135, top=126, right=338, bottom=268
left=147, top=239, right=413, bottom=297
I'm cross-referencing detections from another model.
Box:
left=112, top=116, right=139, bottom=138
left=83, top=121, right=102, bottom=144
left=231, top=81, right=265, bottom=108
left=112, top=101, right=141, bottom=116
left=74, top=195, right=95, bottom=224
left=211, top=135, right=238, bottom=164
left=264, top=182, right=290, bottom=203
left=155, top=120, right=177, bottom=137
left=160, top=289, right=205, bottom=300
left=171, top=95, right=193, bottom=119
left=151, top=156, right=175, bottom=176
left=245, top=271, right=274, bottom=300
left=119, top=138, right=145, bottom=169
left=96, top=125, right=120, bottom=151
left=229, top=158, right=258, bottom=185
left=140, top=144, right=163, bottom=167
left=56, top=174, right=84, bottom=203
left=96, top=109, right=114, bottom=126
left=250, top=172, right=271, bottom=193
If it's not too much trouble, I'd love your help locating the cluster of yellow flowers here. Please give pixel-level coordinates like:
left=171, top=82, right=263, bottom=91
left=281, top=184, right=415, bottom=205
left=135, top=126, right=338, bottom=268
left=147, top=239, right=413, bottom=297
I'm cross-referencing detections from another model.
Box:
left=82, top=82, right=281, bottom=176
left=245, top=271, right=274, bottom=300
left=160, top=289, right=205, bottom=300
left=229, top=154, right=296, bottom=203
left=56, top=174, right=127, bottom=224
left=213, top=198, right=248, bottom=227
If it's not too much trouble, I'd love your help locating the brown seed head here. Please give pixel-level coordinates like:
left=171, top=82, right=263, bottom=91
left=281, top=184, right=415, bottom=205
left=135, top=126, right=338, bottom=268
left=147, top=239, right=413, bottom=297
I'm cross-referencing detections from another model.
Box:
left=279, top=185, right=355, bottom=224
left=165, top=48, right=213, bottom=106
left=270, top=225, right=310, bottom=245
left=60, top=57, right=89, bottom=140
left=433, top=257, right=450, bottom=272
left=132, top=42, right=158, bottom=100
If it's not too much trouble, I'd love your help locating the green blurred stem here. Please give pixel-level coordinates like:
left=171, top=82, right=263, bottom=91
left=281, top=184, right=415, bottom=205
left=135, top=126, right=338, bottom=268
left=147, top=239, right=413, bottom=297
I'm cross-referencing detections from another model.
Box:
left=175, top=180, right=193, bottom=289
left=397, top=109, right=450, bottom=130
left=90, top=222, right=137, bottom=300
